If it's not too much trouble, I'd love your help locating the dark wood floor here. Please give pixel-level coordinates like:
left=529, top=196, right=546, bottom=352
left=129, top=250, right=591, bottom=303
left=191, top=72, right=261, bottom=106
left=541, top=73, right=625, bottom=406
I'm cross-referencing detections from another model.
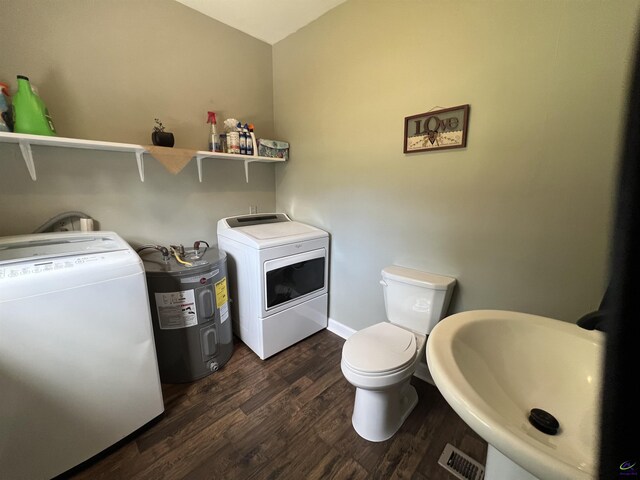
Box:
left=69, top=330, right=486, bottom=480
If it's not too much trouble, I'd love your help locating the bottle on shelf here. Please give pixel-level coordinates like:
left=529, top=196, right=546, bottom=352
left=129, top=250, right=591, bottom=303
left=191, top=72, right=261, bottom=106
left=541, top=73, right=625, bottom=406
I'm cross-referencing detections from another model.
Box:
left=228, top=128, right=240, bottom=154
left=0, top=82, right=11, bottom=132
left=219, top=133, right=228, bottom=153
left=13, top=75, right=56, bottom=136
left=238, top=122, right=246, bottom=155
left=207, top=111, right=221, bottom=152
left=245, top=123, right=253, bottom=156
left=248, top=124, right=257, bottom=157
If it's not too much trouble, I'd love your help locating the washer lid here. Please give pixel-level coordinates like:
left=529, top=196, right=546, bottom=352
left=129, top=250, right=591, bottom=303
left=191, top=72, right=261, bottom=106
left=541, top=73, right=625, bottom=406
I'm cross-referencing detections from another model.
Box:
left=343, top=322, right=416, bottom=374
left=0, top=232, right=128, bottom=265
left=217, top=214, right=328, bottom=249
left=239, top=221, right=316, bottom=240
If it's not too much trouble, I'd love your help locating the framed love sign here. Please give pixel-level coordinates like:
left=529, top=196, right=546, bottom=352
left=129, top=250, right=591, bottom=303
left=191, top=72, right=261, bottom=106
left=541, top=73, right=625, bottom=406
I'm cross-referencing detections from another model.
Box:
left=404, top=104, right=470, bottom=153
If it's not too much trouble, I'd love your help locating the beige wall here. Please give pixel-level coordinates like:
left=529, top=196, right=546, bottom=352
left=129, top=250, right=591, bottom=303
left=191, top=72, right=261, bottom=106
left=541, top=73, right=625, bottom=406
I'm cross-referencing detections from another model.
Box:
left=0, top=0, right=276, bottom=245
left=2, top=0, right=638, bottom=331
left=273, top=0, right=639, bottom=330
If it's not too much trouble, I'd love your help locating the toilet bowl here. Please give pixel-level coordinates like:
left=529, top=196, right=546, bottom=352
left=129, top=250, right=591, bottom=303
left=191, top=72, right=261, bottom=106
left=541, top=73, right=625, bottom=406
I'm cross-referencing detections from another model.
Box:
left=341, top=322, right=426, bottom=441
left=341, top=266, right=456, bottom=442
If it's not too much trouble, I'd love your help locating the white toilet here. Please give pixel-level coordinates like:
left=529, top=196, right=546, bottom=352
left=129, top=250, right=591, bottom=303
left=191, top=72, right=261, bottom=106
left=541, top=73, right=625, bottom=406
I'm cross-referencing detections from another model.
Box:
left=341, top=265, right=456, bottom=442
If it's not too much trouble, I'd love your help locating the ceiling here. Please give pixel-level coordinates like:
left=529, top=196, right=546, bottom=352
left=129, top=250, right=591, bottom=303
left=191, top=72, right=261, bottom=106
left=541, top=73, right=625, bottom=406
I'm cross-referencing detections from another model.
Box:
left=175, top=0, right=348, bottom=45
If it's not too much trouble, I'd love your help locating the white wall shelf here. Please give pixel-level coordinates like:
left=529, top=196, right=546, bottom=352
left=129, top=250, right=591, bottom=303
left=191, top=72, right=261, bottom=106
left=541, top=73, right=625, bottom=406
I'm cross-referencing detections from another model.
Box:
left=0, top=131, right=285, bottom=183
left=195, top=151, right=285, bottom=183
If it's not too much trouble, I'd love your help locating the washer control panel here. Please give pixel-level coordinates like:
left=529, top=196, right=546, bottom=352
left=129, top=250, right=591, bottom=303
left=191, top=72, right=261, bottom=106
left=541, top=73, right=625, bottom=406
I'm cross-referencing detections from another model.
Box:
left=0, top=250, right=132, bottom=280
left=0, top=254, right=104, bottom=279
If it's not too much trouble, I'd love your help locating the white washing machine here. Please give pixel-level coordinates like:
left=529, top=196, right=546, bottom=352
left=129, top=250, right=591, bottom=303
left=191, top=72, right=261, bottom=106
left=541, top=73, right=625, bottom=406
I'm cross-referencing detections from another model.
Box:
left=0, top=232, right=164, bottom=479
left=217, top=213, right=329, bottom=359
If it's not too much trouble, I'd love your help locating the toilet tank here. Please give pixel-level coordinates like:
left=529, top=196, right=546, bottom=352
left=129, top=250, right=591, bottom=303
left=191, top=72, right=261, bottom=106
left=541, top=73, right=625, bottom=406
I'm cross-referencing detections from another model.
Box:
left=381, top=266, right=456, bottom=334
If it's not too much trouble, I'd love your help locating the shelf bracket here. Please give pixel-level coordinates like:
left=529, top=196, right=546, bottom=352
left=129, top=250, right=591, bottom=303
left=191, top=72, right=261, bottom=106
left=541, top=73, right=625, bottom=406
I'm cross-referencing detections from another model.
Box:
left=18, top=140, right=37, bottom=181
left=135, top=149, right=145, bottom=182
left=196, top=156, right=203, bottom=182
left=187, top=154, right=279, bottom=184
left=244, top=160, right=253, bottom=183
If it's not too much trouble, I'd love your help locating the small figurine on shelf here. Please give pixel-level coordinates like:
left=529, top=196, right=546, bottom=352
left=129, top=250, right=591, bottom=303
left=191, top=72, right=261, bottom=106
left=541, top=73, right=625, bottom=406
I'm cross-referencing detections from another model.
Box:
left=151, top=118, right=174, bottom=147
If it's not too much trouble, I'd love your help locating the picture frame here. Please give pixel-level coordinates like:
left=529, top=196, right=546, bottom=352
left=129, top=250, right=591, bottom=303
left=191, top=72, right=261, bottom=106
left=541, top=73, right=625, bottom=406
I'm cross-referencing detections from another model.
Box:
left=404, top=104, right=470, bottom=153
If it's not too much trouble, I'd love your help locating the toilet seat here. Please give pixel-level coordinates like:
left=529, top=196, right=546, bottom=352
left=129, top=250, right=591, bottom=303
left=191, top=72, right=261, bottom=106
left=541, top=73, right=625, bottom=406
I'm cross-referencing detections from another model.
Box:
left=343, top=322, right=417, bottom=374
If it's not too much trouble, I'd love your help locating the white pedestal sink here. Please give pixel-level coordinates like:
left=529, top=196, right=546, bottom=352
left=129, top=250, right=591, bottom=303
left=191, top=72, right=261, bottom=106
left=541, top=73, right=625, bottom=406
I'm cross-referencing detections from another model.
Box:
left=426, top=310, right=603, bottom=480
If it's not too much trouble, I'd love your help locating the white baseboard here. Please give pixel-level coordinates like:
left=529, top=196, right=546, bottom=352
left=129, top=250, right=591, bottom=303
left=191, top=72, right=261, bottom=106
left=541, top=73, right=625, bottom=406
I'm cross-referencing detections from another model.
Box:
left=326, top=318, right=436, bottom=387
left=327, top=317, right=356, bottom=339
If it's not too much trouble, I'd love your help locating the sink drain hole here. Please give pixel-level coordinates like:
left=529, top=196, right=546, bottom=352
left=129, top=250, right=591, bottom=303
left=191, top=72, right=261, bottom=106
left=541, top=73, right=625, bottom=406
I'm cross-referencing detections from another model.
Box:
left=529, top=408, right=559, bottom=435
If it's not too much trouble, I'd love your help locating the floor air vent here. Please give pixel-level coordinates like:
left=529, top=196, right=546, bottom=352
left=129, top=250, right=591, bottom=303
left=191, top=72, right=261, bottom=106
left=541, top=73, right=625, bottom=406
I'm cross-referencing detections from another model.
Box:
left=437, top=443, right=485, bottom=480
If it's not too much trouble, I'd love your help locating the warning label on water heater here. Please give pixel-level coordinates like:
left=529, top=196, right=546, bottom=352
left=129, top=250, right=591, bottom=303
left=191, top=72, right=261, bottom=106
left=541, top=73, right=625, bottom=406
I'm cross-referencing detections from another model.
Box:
left=215, top=278, right=230, bottom=323
left=155, top=289, right=198, bottom=330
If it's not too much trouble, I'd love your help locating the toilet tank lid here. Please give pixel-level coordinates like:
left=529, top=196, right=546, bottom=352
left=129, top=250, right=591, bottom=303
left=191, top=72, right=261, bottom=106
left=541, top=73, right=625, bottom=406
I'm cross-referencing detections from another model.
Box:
left=381, top=266, right=456, bottom=290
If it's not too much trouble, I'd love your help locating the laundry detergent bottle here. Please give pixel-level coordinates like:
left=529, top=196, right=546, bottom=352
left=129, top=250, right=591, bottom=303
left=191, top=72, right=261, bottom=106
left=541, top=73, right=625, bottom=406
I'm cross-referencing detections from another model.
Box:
left=13, top=75, right=57, bottom=136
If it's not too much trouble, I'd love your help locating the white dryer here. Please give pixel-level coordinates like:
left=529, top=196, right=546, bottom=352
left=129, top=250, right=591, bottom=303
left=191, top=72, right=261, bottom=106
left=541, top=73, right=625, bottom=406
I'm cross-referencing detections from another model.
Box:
left=0, top=232, right=164, bottom=479
left=217, top=213, right=329, bottom=359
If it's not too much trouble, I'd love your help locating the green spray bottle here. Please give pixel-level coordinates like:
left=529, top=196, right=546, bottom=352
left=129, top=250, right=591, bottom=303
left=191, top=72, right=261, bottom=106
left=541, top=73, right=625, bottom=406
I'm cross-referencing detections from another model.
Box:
left=13, top=75, right=56, bottom=136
